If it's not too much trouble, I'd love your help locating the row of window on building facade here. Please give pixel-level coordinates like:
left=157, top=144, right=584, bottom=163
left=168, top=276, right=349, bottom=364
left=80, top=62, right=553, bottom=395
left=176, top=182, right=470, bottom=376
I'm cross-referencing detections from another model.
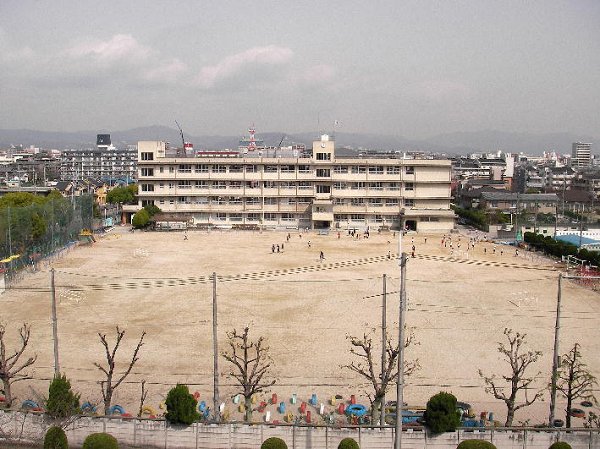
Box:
left=140, top=181, right=416, bottom=191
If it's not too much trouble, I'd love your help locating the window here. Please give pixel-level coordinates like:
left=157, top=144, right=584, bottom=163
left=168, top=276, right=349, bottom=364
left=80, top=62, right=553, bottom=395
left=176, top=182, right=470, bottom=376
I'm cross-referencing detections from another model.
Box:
left=230, top=197, right=242, bottom=204
left=245, top=180, right=260, bottom=188
left=316, top=185, right=331, bottom=194
left=213, top=165, right=226, bottom=173
left=141, top=152, right=153, bottom=161
left=281, top=213, right=295, bottom=221
left=264, top=197, right=277, bottom=205
left=169, top=166, right=175, bottom=173
left=216, top=213, right=227, bottom=221
left=404, top=199, right=414, bottom=207
left=159, top=183, right=164, bottom=188
left=264, top=213, right=277, bottom=221
left=195, top=180, right=208, bottom=188
left=263, top=181, right=277, bottom=188
left=297, top=197, right=311, bottom=204
left=387, top=166, right=400, bottom=174
left=265, top=165, right=278, bottom=173
left=140, top=168, right=154, bottom=176
left=351, top=198, right=364, bottom=206
left=387, top=198, right=399, bottom=206
left=333, top=198, right=345, bottom=205
left=280, top=165, right=295, bottom=173
left=229, top=181, right=242, bottom=189
left=317, top=168, right=330, bottom=177
left=351, top=182, right=366, bottom=190
left=168, top=182, right=175, bottom=189
left=368, top=166, right=384, bottom=174
left=333, top=165, right=348, bottom=174
left=334, top=214, right=347, bottom=221
left=178, top=181, right=191, bottom=189
left=316, top=152, right=331, bottom=160
left=389, top=182, right=400, bottom=190
left=369, top=182, right=383, bottom=190
left=141, top=200, right=154, bottom=207
left=159, top=167, right=164, bottom=173
left=230, top=213, right=242, bottom=222
left=141, top=184, right=154, bottom=192
left=351, top=166, right=367, bottom=174
left=245, top=165, right=257, bottom=173
left=298, top=165, right=311, bottom=173
left=280, top=182, right=295, bottom=189
left=247, top=213, right=260, bottom=221
left=213, top=181, right=227, bottom=189
left=333, top=182, right=347, bottom=189
left=178, top=164, right=192, bottom=173
left=370, top=199, right=383, bottom=207
left=246, top=197, right=260, bottom=205
left=195, top=164, right=209, bottom=173
left=350, top=214, right=363, bottom=221
left=229, top=165, right=243, bottom=173
left=298, top=182, right=312, bottom=190
left=405, top=182, right=414, bottom=191
left=405, top=166, right=415, bottom=174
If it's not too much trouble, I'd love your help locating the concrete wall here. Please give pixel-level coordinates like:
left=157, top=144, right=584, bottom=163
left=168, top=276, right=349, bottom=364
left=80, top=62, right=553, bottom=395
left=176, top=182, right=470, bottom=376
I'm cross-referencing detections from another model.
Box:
left=1, top=411, right=598, bottom=449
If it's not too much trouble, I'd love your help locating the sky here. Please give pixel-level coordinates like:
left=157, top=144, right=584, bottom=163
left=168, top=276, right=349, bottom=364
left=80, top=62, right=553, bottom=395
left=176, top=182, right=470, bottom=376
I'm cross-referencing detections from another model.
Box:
left=1, top=0, right=599, bottom=139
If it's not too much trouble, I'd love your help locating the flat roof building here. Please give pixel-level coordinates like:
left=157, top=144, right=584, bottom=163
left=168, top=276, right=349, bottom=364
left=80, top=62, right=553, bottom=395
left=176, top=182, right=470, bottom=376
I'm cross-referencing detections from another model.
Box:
left=134, top=135, right=455, bottom=232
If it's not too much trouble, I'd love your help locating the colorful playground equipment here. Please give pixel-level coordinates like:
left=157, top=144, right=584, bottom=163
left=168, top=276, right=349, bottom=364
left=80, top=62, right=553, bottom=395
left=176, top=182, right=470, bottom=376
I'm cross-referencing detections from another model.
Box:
left=80, top=402, right=97, bottom=414
left=345, top=404, right=368, bottom=418
left=21, top=400, right=42, bottom=412
left=290, top=393, right=297, bottom=404
left=108, top=405, right=125, bottom=415
left=141, top=405, right=157, bottom=418
left=278, top=402, right=286, bottom=414
left=309, top=393, right=318, bottom=406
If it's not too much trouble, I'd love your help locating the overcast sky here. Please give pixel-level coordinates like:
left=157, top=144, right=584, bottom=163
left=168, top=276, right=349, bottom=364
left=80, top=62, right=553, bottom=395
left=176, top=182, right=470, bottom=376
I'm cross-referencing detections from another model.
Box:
left=1, top=0, right=599, bottom=139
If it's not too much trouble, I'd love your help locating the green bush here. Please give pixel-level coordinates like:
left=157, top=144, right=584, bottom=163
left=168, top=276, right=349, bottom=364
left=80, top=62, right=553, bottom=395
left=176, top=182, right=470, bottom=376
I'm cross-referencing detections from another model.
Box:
left=82, top=432, right=118, bottom=449
left=46, top=373, right=80, bottom=419
left=338, top=437, right=360, bottom=449
left=131, top=208, right=150, bottom=228
left=549, top=443, right=572, bottom=449
left=261, top=437, right=288, bottom=449
left=165, top=384, right=199, bottom=425
left=424, top=391, right=461, bottom=434
left=457, top=440, right=497, bottom=449
left=43, top=426, right=68, bottom=449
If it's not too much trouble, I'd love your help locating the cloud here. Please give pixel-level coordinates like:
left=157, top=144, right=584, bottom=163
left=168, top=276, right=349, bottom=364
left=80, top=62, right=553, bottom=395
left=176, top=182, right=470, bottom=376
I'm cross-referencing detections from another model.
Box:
left=143, top=58, right=188, bottom=84
left=64, top=34, right=151, bottom=64
left=195, top=45, right=293, bottom=89
left=292, top=64, right=336, bottom=87
left=413, top=80, right=475, bottom=101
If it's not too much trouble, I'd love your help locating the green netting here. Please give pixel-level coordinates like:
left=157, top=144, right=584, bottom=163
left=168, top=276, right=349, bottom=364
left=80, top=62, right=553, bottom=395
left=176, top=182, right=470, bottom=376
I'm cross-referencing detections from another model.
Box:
left=0, top=195, right=94, bottom=276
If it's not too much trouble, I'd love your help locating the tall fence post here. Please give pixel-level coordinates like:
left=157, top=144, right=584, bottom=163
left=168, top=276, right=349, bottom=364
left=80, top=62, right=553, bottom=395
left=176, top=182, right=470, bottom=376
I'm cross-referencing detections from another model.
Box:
left=292, top=423, right=296, bottom=449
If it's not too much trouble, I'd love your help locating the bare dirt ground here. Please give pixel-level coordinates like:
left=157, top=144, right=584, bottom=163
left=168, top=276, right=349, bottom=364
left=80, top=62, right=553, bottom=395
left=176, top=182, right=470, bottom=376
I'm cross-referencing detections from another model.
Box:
left=1, top=226, right=599, bottom=426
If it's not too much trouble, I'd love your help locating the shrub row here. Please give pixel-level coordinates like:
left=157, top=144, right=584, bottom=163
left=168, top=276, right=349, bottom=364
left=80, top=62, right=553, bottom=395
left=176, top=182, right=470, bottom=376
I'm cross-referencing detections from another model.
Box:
left=524, top=232, right=600, bottom=266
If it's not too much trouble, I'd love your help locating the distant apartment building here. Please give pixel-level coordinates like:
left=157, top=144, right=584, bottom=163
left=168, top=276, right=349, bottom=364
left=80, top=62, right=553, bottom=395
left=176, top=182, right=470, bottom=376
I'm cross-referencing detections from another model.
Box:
left=134, top=135, right=455, bottom=232
left=571, top=142, right=592, bottom=168
left=60, top=134, right=137, bottom=182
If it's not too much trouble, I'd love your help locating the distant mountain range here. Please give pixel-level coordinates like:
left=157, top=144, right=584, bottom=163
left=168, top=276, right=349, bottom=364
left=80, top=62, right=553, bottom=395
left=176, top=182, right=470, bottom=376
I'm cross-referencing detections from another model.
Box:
left=0, top=126, right=596, bottom=156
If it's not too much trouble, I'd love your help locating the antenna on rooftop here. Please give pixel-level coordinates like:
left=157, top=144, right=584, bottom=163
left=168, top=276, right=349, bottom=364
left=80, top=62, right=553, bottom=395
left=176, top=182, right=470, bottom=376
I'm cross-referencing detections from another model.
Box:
left=175, top=120, right=186, bottom=157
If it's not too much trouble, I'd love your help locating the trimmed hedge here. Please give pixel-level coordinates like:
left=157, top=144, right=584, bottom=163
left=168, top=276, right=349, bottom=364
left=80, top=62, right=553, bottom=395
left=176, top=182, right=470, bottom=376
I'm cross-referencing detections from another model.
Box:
left=524, top=232, right=600, bottom=266
left=338, top=437, right=360, bottom=449
left=43, top=426, right=68, bottom=449
left=82, top=432, right=118, bottom=449
left=165, top=384, right=199, bottom=425
left=457, top=440, right=497, bottom=449
left=424, top=392, right=461, bottom=434
left=549, top=443, right=572, bottom=449
left=261, top=437, right=288, bottom=449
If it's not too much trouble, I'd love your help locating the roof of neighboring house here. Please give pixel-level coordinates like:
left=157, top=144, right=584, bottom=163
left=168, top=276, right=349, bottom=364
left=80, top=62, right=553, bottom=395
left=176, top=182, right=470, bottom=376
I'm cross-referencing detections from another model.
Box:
left=54, top=181, right=72, bottom=192
left=558, top=189, right=595, bottom=203
left=152, top=213, right=192, bottom=223
left=549, top=166, right=575, bottom=175
left=480, top=192, right=559, bottom=202
left=460, top=186, right=506, bottom=199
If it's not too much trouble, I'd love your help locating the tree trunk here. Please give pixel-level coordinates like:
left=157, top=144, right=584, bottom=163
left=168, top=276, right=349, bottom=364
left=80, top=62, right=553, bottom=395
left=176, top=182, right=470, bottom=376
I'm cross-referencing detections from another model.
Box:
left=566, top=396, right=572, bottom=428
left=104, top=390, right=113, bottom=416
left=505, top=405, right=515, bottom=427
left=244, top=396, right=253, bottom=422
left=371, top=397, right=382, bottom=425
left=1, top=378, right=12, bottom=408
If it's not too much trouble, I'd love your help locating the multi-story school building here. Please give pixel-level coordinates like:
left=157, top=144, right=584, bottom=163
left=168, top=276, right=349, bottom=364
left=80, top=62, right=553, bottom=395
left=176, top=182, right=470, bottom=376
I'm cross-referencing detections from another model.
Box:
left=133, top=135, right=455, bottom=232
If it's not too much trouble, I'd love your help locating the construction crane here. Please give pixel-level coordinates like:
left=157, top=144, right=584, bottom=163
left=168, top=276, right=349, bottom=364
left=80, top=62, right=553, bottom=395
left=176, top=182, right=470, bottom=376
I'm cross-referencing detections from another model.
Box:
left=275, top=135, right=286, bottom=157
left=175, top=120, right=186, bottom=157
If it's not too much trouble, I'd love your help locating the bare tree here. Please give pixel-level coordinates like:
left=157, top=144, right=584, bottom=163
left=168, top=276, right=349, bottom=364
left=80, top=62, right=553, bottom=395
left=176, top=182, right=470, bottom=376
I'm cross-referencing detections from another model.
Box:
left=479, top=328, right=543, bottom=426
left=556, top=343, right=597, bottom=428
left=0, top=323, right=37, bottom=408
left=221, top=326, right=276, bottom=422
left=94, top=326, right=145, bottom=415
left=343, top=327, right=419, bottom=425
left=138, top=380, right=149, bottom=418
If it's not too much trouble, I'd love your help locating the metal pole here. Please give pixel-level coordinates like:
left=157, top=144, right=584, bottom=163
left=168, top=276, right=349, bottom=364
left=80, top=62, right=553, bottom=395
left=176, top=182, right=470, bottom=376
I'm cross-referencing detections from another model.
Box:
left=579, top=204, right=584, bottom=248
left=50, top=268, right=60, bottom=376
left=212, top=272, right=220, bottom=422
left=381, top=273, right=387, bottom=427
left=394, top=253, right=407, bottom=449
left=548, top=273, right=562, bottom=426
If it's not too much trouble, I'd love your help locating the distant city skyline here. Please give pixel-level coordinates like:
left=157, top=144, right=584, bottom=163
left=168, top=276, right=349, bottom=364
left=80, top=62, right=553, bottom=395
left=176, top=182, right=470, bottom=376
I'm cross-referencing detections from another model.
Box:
left=1, top=1, right=599, bottom=140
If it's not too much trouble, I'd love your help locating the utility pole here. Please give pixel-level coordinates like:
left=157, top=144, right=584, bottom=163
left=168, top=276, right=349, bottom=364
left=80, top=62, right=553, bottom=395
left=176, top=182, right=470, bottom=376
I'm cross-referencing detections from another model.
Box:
left=212, top=272, right=220, bottom=422
left=578, top=204, right=584, bottom=249
left=381, top=273, right=387, bottom=427
left=548, top=273, right=562, bottom=426
left=50, top=268, right=60, bottom=376
left=394, top=253, right=407, bottom=449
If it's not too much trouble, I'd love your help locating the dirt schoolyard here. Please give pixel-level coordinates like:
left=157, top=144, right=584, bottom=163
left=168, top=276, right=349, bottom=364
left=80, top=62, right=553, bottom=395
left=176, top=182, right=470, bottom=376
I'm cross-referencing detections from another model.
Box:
left=1, top=226, right=599, bottom=425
